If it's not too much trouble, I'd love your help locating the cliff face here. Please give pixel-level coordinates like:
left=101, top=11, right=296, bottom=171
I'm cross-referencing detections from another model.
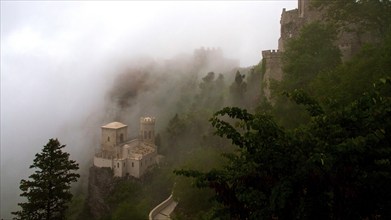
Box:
left=87, top=166, right=119, bottom=219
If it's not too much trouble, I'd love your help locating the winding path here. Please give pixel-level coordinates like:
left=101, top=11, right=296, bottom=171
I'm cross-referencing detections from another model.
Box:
left=149, top=194, right=178, bottom=220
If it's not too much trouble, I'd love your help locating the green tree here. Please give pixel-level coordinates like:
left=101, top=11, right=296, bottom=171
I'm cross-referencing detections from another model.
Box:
left=271, top=22, right=341, bottom=128
left=173, top=147, right=225, bottom=220
left=175, top=78, right=391, bottom=219
left=12, top=139, right=80, bottom=220
left=229, top=70, right=247, bottom=107
left=166, top=114, right=187, bottom=145
left=313, top=0, right=391, bottom=37
left=105, top=181, right=147, bottom=220
left=311, top=30, right=391, bottom=107
left=246, top=65, right=263, bottom=109
left=281, top=22, right=341, bottom=92
left=197, top=72, right=226, bottom=112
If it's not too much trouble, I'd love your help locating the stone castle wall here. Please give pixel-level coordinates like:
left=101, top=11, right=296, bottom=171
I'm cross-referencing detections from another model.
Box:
left=94, top=156, right=113, bottom=168
left=262, top=0, right=375, bottom=100
left=261, top=50, right=283, bottom=100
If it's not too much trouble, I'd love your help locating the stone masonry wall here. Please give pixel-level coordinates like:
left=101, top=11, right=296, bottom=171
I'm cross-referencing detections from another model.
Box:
left=262, top=0, right=376, bottom=101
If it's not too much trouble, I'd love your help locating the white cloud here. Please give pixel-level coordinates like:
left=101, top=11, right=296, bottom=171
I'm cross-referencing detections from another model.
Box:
left=0, top=1, right=297, bottom=218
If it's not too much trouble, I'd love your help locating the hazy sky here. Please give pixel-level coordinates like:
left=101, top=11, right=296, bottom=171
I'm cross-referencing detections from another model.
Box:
left=1, top=1, right=296, bottom=218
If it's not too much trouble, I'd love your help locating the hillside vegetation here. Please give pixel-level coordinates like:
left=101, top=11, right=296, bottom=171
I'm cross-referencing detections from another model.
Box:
left=68, top=1, right=391, bottom=219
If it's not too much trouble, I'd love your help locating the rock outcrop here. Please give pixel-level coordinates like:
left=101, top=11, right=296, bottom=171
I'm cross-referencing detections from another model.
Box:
left=87, top=166, right=119, bottom=219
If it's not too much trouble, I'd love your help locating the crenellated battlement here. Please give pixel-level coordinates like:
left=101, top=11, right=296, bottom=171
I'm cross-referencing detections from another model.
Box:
left=140, top=117, right=155, bottom=145
left=262, top=50, right=281, bottom=59
left=140, top=117, right=156, bottom=124
left=261, top=0, right=372, bottom=102
left=281, top=8, right=299, bottom=25
left=193, top=47, right=223, bottom=59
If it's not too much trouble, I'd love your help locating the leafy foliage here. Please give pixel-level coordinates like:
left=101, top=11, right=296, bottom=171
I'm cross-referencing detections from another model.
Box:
left=175, top=79, right=391, bottom=219
left=173, top=147, right=226, bottom=220
left=12, top=139, right=80, bottom=220
left=103, top=181, right=147, bottom=220
left=270, top=22, right=341, bottom=128
left=229, top=71, right=247, bottom=107
left=281, top=22, right=341, bottom=92
left=312, top=0, right=391, bottom=37
left=311, top=30, right=391, bottom=107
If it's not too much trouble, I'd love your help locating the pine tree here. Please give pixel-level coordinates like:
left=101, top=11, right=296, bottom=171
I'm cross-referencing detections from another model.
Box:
left=12, top=138, right=80, bottom=220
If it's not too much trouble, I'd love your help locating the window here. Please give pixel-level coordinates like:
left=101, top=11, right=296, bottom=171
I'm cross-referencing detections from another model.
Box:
left=117, top=163, right=119, bottom=168
left=123, top=162, right=125, bottom=166
left=132, top=162, right=134, bottom=167
left=107, top=136, right=110, bottom=142
left=141, top=161, right=142, bottom=167
left=144, top=131, right=147, bottom=139
left=120, top=133, right=124, bottom=142
left=149, top=131, right=152, bottom=139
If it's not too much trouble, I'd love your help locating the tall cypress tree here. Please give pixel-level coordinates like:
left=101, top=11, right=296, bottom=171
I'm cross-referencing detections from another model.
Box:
left=12, top=139, right=80, bottom=220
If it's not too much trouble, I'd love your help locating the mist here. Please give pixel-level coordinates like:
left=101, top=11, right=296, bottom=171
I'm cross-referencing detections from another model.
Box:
left=0, top=1, right=296, bottom=218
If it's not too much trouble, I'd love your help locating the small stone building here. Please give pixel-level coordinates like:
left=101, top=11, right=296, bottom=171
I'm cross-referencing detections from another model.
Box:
left=93, top=117, right=157, bottom=178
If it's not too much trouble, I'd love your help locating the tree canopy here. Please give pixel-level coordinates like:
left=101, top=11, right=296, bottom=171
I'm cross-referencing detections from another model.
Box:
left=312, top=0, right=391, bottom=37
left=281, top=22, right=341, bottom=92
left=175, top=78, right=391, bottom=219
left=12, top=139, right=80, bottom=220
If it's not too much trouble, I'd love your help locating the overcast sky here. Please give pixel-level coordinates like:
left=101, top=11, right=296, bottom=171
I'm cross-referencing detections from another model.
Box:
left=1, top=1, right=297, bottom=218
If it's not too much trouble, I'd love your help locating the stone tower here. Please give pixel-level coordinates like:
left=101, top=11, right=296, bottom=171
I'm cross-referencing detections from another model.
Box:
left=140, top=117, right=155, bottom=145
left=101, top=122, right=128, bottom=153
left=298, top=0, right=306, bottom=18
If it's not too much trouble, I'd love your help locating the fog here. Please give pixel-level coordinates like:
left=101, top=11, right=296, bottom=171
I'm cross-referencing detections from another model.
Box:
left=0, top=1, right=296, bottom=218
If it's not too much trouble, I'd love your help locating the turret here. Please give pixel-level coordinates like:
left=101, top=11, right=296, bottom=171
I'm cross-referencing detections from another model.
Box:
left=140, top=117, right=155, bottom=145
left=101, top=122, right=128, bottom=152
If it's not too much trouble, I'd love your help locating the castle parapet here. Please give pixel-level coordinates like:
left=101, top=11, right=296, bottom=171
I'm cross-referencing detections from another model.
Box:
left=140, top=117, right=156, bottom=124
left=262, top=50, right=281, bottom=59
left=281, top=8, right=299, bottom=25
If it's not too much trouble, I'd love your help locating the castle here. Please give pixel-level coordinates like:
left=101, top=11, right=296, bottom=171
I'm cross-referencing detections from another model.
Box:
left=262, top=0, right=371, bottom=100
left=93, top=117, right=157, bottom=178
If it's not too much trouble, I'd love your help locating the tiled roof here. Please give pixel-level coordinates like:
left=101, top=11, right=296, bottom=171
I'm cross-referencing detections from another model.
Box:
left=101, top=121, right=127, bottom=129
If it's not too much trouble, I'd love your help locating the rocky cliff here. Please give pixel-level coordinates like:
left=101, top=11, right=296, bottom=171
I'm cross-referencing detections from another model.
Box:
left=87, top=166, right=119, bottom=219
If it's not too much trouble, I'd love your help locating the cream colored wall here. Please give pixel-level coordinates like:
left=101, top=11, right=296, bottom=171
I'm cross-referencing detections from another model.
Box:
left=95, top=147, right=157, bottom=178
left=138, top=151, right=157, bottom=177
left=116, top=127, right=128, bottom=144
left=113, top=158, right=127, bottom=177
left=101, top=129, right=117, bottom=151
left=126, top=158, right=140, bottom=178
left=94, top=156, right=113, bottom=168
left=101, top=126, right=129, bottom=152
left=140, top=120, right=155, bottom=144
